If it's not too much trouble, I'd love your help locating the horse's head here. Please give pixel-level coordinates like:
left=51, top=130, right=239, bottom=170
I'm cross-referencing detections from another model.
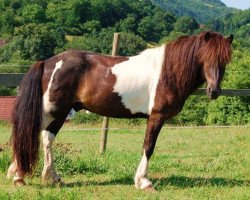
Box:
left=198, top=32, right=233, bottom=99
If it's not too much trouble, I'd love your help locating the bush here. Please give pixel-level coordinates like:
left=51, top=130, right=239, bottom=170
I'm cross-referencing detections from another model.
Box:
left=0, top=23, right=66, bottom=62
left=205, top=47, right=250, bottom=125
left=71, top=111, right=102, bottom=125
left=168, top=96, right=209, bottom=126
left=206, top=96, right=249, bottom=125
left=0, top=86, right=16, bottom=96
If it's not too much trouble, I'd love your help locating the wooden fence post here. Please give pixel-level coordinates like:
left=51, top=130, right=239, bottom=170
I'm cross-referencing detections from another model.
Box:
left=99, top=33, right=120, bottom=154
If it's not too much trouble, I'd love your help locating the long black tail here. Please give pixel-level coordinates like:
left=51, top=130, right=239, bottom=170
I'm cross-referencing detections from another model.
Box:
left=11, top=61, right=44, bottom=175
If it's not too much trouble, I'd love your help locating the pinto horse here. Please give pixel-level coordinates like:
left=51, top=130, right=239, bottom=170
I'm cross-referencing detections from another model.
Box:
left=7, top=31, right=233, bottom=189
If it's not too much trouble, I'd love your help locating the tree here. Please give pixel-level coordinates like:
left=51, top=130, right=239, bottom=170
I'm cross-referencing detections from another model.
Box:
left=81, top=20, right=101, bottom=34
left=138, top=11, right=176, bottom=42
left=0, top=23, right=66, bottom=62
left=22, top=4, right=46, bottom=24
left=46, top=0, right=91, bottom=34
left=137, top=16, right=155, bottom=41
left=64, top=30, right=146, bottom=56
left=159, top=31, right=185, bottom=44
left=0, top=8, right=16, bottom=34
left=117, top=32, right=146, bottom=56
left=117, top=14, right=137, bottom=33
left=173, top=16, right=199, bottom=34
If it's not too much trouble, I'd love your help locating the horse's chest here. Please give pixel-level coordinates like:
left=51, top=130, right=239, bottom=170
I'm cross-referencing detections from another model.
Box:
left=111, top=46, right=165, bottom=115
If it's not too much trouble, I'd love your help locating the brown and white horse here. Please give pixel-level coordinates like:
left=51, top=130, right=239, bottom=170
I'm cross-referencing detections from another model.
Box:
left=7, top=31, right=233, bottom=189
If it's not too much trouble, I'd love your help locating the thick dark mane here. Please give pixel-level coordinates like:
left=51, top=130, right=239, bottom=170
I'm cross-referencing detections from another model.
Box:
left=161, top=31, right=232, bottom=99
left=197, top=32, right=232, bottom=65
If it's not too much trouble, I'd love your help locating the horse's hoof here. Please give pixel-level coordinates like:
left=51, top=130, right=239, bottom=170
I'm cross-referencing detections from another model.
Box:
left=14, top=179, right=26, bottom=186
left=143, top=185, right=156, bottom=192
left=56, top=180, right=64, bottom=187
left=52, top=175, right=62, bottom=184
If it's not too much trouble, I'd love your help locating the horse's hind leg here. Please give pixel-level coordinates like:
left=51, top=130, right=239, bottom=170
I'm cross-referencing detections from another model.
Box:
left=134, top=112, right=165, bottom=190
left=42, top=113, right=69, bottom=184
left=7, top=162, right=25, bottom=186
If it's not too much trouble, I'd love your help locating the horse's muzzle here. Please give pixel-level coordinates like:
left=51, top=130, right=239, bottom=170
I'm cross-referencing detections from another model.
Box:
left=207, top=87, right=221, bottom=100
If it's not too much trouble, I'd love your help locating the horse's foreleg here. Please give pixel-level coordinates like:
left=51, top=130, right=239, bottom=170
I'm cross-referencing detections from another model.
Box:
left=134, top=112, right=165, bottom=190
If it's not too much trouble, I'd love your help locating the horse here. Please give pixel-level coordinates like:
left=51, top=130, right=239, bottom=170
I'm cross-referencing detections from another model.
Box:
left=7, top=31, right=233, bottom=189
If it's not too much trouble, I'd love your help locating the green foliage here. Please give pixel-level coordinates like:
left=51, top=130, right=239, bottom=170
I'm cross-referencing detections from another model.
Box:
left=206, top=96, right=249, bottom=125
left=81, top=20, right=101, bottom=34
left=116, top=14, right=137, bottom=33
left=138, top=10, right=175, bottom=42
left=168, top=96, right=209, bottom=125
left=159, top=31, right=186, bottom=44
left=64, top=30, right=146, bottom=56
left=0, top=23, right=65, bottom=62
left=204, top=48, right=250, bottom=125
left=0, top=8, right=16, bottom=34
left=207, top=9, right=250, bottom=42
left=117, top=32, right=147, bottom=56
left=21, top=4, right=45, bottom=24
left=46, top=0, right=91, bottom=34
left=173, top=16, right=199, bottom=34
left=71, top=111, right=103, bottom=125
left=0, top=86, right=16, bottom=95
left=0, top=152, right=11, bottom=173
left=152, top=0, right=234, bottom=23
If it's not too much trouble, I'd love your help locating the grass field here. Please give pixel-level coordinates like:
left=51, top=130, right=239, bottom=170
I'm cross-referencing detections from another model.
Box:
left=0, top=124, right=249, bottom=199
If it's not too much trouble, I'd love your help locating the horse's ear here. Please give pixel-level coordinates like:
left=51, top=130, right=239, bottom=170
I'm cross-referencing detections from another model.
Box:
left=204, top=32, right=212, bottom=42
left=227, top=35, right=234, bottom=44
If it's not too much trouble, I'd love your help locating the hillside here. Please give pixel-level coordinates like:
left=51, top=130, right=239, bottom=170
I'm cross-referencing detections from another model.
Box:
left=151, top=0, right=236, bottom=23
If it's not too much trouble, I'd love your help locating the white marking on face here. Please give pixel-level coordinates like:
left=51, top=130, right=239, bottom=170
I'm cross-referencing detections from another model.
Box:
left=134, top=150, right=153, bottom=189
left=111, top=45, right=165, bottom=114
left=43, top=60, right=63, bottom=113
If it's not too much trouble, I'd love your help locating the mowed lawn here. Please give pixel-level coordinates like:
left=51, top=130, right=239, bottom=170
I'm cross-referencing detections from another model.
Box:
left=0, top=125, right=249, bottom=200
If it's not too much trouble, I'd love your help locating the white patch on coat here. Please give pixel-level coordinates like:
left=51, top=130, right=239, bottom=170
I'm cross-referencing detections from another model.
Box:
left=42, top=130, right=61, bottom=182
left=43, top=60, right=63, bottom=113
left=111, top=45, right=165, bottom=114
left=41, top=112, right=54, bottom=130
left=134, top=150, right=153, bottom=189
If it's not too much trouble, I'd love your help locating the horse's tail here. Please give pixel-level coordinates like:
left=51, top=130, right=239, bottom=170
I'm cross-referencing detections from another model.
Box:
left=11, top=61, right=45, bottom=175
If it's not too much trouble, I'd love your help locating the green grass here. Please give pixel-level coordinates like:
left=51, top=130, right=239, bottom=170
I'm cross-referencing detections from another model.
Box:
left=0, top=125, right=249, bottom=199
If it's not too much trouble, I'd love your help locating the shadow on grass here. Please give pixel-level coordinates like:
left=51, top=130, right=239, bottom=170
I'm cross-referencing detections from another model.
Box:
left=153, top=175, right=250, bottom=189
left=61, top=175, right=249, bottom=189
left=62, top=176, right=134, bottom=188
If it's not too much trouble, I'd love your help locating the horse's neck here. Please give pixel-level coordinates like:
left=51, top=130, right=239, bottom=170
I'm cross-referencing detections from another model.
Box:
left=161, top=62, right=204, bottom=100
